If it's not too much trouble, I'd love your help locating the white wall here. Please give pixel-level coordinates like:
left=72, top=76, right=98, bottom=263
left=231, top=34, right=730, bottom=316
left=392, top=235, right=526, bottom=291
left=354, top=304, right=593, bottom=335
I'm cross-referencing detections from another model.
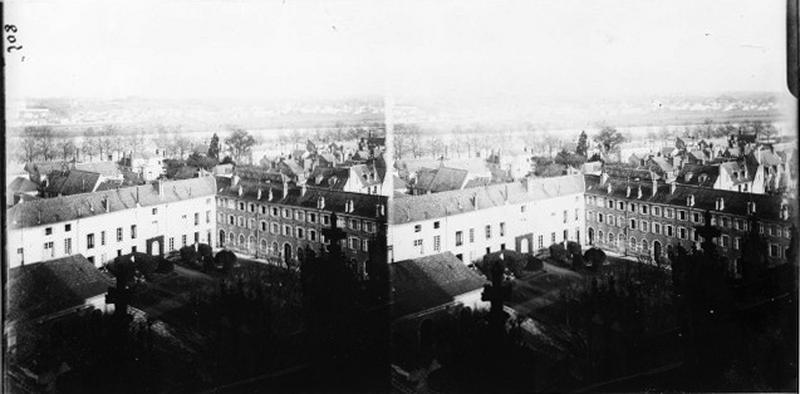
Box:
left=8, top=195, right=216, bottom=267
left=390, top=192, right=585, bottom=263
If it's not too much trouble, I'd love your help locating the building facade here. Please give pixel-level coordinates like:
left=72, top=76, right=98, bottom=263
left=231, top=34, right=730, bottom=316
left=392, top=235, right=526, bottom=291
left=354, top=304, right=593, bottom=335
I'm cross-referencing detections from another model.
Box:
left=389, top=175, right=586, bottom=263
left=7, top=177, right=217, bottom=268
left=215, top=177, right=387, bottom=271
left=584, top=173, right=794, bottom=276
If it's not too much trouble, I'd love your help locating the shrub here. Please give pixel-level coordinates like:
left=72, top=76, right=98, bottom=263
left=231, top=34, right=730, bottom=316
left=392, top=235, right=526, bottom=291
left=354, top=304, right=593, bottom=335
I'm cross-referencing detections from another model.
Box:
left=566, top=241, right=582, bottom=258
left=525, top=255, right=544, bottom=272
left=156, top=257, right=174, bottom=273
left=179, top=245, right=200, bottom=267
left=549, top=243, right=568, bottom=263
left=571, top=253, right=585, bottom=271
left=584, top=248, right=607, bottom=270
left=216, top=250, right=237, bottom=274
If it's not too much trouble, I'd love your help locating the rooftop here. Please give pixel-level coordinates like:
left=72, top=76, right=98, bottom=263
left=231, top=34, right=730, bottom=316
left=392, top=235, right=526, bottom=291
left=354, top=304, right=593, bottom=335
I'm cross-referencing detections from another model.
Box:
left=8, top=254, right=113, bottom=322
left=390, top=252, right=485, bottom=319
left=392, top=174, right=585, bottom=224
left=8, top=176, right=217, bottom=229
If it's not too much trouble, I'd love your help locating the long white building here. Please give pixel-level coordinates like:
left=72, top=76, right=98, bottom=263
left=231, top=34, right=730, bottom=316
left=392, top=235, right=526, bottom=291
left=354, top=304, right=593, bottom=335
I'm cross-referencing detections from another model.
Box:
left=389, top=175, right=586, bottom=263
left=6, top=177, right=217, bottom=268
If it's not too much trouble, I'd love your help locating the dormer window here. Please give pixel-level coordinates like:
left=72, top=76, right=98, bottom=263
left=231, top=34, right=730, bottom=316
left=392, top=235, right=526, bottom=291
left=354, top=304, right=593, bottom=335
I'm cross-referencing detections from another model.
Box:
left=780, top=203, right=790, bottom=220
left=686, top=194, right=695, bottom=207
left=747, top=201, right=757, bottom=215
left=715, top=197, right=725, bottom=211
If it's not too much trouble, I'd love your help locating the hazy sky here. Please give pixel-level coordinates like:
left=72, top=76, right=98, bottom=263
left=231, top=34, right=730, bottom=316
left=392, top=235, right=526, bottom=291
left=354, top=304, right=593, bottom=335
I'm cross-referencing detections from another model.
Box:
left=4, top=0, right=791, bottom=101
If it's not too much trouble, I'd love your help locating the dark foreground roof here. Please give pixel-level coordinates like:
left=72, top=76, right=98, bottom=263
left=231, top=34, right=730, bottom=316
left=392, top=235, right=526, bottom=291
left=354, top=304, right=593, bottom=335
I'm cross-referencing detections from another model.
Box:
left=390, top=252, right=485, bottom=319
left=8, top=255, right=113, bottom=322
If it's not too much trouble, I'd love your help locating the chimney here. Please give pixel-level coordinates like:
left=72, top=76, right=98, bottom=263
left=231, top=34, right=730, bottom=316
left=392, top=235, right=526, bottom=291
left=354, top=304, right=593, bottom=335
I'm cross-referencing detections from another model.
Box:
left=670, top=182, right=676, bottom=194
left=257, top=188, right=262, bottom=200
left=157, top=180, right=164, bottom=197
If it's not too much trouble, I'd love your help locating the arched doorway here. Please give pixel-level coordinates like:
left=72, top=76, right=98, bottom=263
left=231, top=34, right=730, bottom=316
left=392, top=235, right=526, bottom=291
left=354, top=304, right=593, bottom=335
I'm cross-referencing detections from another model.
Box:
left=519, top=238, right=530, bottom=253
left=283, top=243, right=292, bottom=264
left=219, top=230, right=225, bottom=247
left=238, top=234, right=245, bottom=246
left=248, top=235, right=255, bottom=251
left=588, top=228, right=594, bottom=245
left=150, top=241, right=161, bottom=256
left=653, top=241, right=662, bottom=261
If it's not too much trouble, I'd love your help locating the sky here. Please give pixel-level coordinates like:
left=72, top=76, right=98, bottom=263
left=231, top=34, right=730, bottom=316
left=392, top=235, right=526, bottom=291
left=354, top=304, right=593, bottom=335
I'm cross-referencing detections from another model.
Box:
left=3, top=0, right=792, bottom=102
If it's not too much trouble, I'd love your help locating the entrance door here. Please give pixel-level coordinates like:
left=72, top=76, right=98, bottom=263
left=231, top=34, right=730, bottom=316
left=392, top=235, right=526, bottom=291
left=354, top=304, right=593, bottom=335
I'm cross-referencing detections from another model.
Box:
left=653, top=241, right=662, bottom=261
left=283, top=243, right=293, bottom=265
left=588, top=228, right=594, bottom=245
left=219, top=230, right=226, bottom=247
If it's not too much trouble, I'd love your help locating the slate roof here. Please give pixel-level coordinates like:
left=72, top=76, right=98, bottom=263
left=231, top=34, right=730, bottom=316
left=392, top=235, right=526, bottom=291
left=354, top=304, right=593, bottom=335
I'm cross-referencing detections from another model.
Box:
left=719, top=161, right=753, bottom=184
left=677, top=164, right=719, bottom=187
left=463, top=177, right=494, bottom=189
left=307, top=167, right=350, bottom=190
left=414, top=166, right=468, bottom=194
left=603, top=163, right=658, bottom=181
left=584, top=174, right=792, bottom=222
left=390, top=252, right=485, bottom=319
left=8, top=176, right=217, bottom=229
left=752, top=149, right=783, bottom=167
left=24, top=161, right=71, bottom=176
left=392, top=175, right=585, bottom=224
left=8, top=254, right=114, bottom=322
left=218, top=178, right=387, bottom=219
left=351, top=164, right=382, bottom=187
left=648, top=157, right=674, bottom=174
left=234, top=165, right=285, bottom=183
left=397, top=157, right=491, bottom=177
left=44, top=169, right=101, bottom=196
left=75, top=161, right=122, bottom=178
left=9, top=177, right=39, bottom=194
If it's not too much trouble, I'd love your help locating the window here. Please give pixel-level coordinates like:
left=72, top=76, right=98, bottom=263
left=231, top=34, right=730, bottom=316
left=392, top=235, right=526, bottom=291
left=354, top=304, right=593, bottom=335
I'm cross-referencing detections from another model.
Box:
left=551, top=232, right=556, bottom=244
left=87, top=233, right=95, bottom=249
left=678, top=227, right=687, bottom=239
left=521, top=205, right=526, bottom=213
left=229, top=215, right=235, bottom=225
left=652, top=206, right=661, bottom=216
left=641, top=205, right=649, bottom=215
left=152, top=208, right=158, bottom=215
left=630, top=219, right=637, bottom=230
left=413, top=239, right=423, bottom=254
left=169, top=237, right=175, bottom=251
left=617, top=201, right=625, bottom=210
left=365, top=222, right=375, bottom=233
left=734, top=237, right=741, bottom=250
left=64, top=238, right=72, bottom=255
left=249, top=203, right=255, bottom=212
left=598, top=213, right=604, bottom=223
left=194, top=232, right=200, bottom=243
left=629, top=203, right=637, bottom=213
left=309, top=230, right=317, bottom=241
left=666, top=225, right=673, bottom=237
left=350, top=219, right=360, bottom=230
left=721, top=217, right=729, bottom=228
left=297, top=228, right=304, bottom=239
left=653, top=223, right=661, bottom=234
left=117, top=227, right=123, bottom=241
left=769, top=244, right=780, bottom=258
left=768, top=226, right=775, bottom=236
left=206, top=210, right=211, bottom=223
left=261, top=206, right=267, bottom=214
left=297, top=211, right=305, bottom=222
left=131, top=225, right=137, bottom=239
left=574, top=208, right=580, bottom=221
left=563, top=210, right=568, bottom=223
left=182, top=234, right=187, bottom=246
left=665, top=208, right=674, bottom=219
left=239, top=202, right=245, bottom=210
left=500, top=222, right=506, bottom=237
left=678, top=210, right=687, bottom=221
left=101, top=231, right=106, bottom=246
left=537, top=235, right=544, bottom=249
left=363, top=239, right=369, bottom=252
left=455, top=231, right=463, bottom=246
left=272, top=207, right=279, bottom=217
left=563, top=229, right=568, bottom=241
left=271, top=223, right=279, bottom=234
left=309, top=213, right=317, bottom=223
left=45, top=227, right=53, bottom=236
left=721, top=235, right=729, bottom=248
left=692, top=212, right=700, bottom=223
left=434, top=221, right=440, bottom=229
left=283, top=209, right=291, bottom=218
left=434, top=235, right=441, bottom=252
left=469, top=228, right=475, bottom=243
left=284, top=225, right=291, bottom=236
left=641, top=220, right=648, bottom=233
left=607, top=199, right=614, bottom=208
left=248, top=218, right=255, bottom=229
left=238, top=217, right=245, bottom=227
left=485, top=225, right=491, bottom=239
left=261, top=221, right=267, bottom=231
left=65, top=224, right=72, bottom=232
left=414, top=224, right=422, bottom=233
left=43, top=241, right=54, bottom=257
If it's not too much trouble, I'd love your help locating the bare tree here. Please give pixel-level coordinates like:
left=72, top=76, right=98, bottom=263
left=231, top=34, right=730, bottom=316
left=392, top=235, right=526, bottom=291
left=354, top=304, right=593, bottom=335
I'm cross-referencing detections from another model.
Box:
left=55, top=139, right=78, bottom=161
left=429, top=137, right=445, bottom=159
left=17, top=127, right=41, bottom=163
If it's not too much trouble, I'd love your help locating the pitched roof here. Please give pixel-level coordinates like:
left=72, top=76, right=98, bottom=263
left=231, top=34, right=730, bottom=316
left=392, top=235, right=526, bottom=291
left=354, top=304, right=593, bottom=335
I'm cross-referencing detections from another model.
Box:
left=719, top=161, right=753, bottom=184
left=218, top=178, right=387, bottom=219
left=8, top=254, right=113, bottom=322
left=8, top=176, right=217, bottom=229
left=234, top=165, right=285, bottom=183
left=307, top=166, right=350, bottom=190
left=9, top=176, right=39, bottom=194
left=463, top=177, right=494, bottom=189
left=677, top=164, right=719, bottom=187
left=24, top=161, right=71, bottom=175
left=350, top=164, right=382, bottom=187
left=44, top=169, right=101, bottom=196
left=397, top=157, right=491, bottom=177
left=584, top=174, right=792, bottom=222
left=390, top=252, right=485, bottom=319
left=391, top=175, right=585, bottom=224
left=75, top=161, right=122, bottom=177
left=414, top=166, right=468, bottom=193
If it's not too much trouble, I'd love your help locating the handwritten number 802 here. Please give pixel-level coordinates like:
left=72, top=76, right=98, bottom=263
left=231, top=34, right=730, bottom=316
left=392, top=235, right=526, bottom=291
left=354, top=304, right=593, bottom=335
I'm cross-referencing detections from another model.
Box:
left=5, top=25, right=23, bottom=52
